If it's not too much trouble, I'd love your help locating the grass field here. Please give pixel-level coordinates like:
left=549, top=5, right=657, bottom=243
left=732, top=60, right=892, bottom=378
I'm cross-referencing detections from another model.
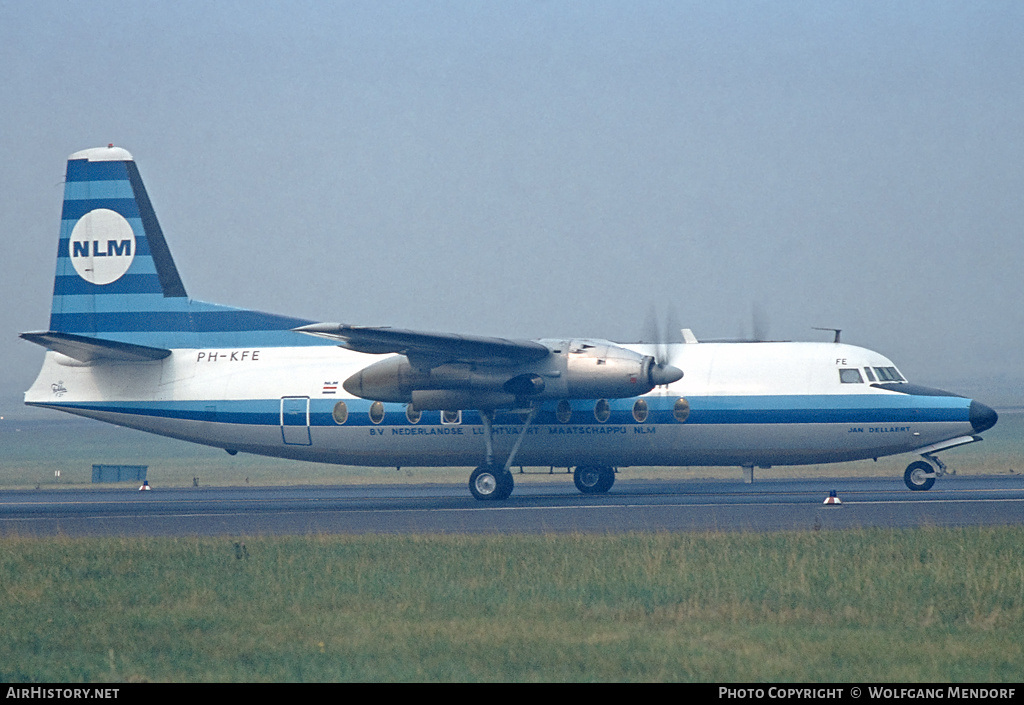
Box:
left=2, top=528, right=1023, bottom=682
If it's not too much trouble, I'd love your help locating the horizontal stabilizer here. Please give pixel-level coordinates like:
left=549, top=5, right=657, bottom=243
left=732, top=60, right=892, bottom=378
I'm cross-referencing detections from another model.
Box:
left=20, top=331, right=171, bottom=363
left=293, top=323, right=550, bottom=366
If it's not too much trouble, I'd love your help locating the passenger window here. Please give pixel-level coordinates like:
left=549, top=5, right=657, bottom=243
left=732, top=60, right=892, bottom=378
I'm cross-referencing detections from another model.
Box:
left=556, top=399, right=572, bottom=423
left=839, top=368, right=863, bottom=384
left=673, top=398, right=690, bottom=423
left=594, top=399, right=611, bottom=423
left=406, top=404, right=421, bottom=424
left=332, top=401, right=349, bottom=425
left=632, top=399, right=648, bottom=423
left=441, top=409, right=461, bottom=425
left=369, top=401, right=385, bottom=424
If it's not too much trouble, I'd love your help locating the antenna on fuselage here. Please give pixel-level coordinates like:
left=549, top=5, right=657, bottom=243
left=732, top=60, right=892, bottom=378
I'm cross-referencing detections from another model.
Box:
left=812, top=327, right=842, bottom=343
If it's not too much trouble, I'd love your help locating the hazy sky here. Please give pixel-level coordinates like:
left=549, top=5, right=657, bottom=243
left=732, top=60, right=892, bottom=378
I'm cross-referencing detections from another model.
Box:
left=3, top=1, right=1023, bottom=417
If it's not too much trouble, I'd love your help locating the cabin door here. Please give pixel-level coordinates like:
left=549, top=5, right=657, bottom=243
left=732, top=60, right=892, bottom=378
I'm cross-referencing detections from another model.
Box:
left=280, top=396, right=312, bottom=445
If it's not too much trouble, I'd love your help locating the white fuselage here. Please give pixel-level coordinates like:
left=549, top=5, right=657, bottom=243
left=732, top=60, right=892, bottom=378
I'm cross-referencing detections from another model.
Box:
left=25, top=340, right=978, bottom=470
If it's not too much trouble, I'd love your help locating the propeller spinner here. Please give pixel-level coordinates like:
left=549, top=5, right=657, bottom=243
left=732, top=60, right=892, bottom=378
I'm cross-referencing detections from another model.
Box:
left=643, top=305, right=684, bottom=387
left=646, top=355, right=683, bottom=386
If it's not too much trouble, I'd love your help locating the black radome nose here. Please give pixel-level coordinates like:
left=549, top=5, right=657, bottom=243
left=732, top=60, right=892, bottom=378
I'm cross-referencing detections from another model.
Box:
left=969, top=401, right=998, bottom=434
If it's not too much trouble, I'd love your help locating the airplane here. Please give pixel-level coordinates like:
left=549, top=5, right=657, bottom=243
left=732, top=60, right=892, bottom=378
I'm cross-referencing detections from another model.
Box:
left=22, top=146, right=998, bottom=500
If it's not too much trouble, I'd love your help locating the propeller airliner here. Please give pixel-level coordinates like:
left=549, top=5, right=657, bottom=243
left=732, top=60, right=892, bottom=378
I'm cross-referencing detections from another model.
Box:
left=22, top=146, right=998, bottom=499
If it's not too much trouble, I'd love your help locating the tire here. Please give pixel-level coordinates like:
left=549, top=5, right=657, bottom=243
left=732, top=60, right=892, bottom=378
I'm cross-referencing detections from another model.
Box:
left=574, top=465, right=615, bottom=494
left=470, top=464, right=514, bottom=501
left=904, top=461, right=936, bottom=491
left=494, top=467, right=514, bottom=500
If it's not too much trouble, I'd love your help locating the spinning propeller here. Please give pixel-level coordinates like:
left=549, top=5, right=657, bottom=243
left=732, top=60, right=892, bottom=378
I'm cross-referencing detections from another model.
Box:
left=643, top=305, right=685, bottom=387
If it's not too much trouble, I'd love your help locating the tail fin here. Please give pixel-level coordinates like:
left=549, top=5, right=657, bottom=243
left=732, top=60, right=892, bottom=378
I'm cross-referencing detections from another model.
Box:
left=50, top=145, right=188, bottom=341
left=43, top=146, right=314, bottom=349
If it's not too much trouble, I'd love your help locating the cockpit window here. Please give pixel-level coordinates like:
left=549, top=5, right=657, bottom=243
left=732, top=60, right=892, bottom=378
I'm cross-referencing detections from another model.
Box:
left=863, top=367, right=876, bottom=382
left=873, top=367, right=905, bottom=382
left=839, top=368, right=864, bottom=384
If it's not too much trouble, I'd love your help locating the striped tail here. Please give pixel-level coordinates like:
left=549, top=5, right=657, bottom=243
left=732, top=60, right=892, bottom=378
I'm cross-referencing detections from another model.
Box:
left=43, top=146, right=316, bottom=349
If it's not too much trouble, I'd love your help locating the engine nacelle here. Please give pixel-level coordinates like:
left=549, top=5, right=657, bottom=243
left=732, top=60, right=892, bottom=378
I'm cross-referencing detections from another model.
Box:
left=562, top=341, right=656, bottom=399
left=342, top=357, right=516, bottom=403
left=342, top=338, right=682, bottom=407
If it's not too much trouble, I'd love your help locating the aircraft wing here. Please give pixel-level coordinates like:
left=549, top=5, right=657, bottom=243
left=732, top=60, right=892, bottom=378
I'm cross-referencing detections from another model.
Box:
left=293, top=323, right=550, bottom=367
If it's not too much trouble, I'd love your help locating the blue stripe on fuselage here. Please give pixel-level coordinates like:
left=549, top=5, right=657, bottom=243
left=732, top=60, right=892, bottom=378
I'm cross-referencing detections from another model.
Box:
left=32, top=393, right=971, bottom=428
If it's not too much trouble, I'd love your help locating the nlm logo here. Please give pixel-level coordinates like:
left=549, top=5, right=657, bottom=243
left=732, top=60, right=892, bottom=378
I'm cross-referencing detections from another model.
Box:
left=68, top=208, right=137, bottom=285
left=72, top=240, right=132, bottom=258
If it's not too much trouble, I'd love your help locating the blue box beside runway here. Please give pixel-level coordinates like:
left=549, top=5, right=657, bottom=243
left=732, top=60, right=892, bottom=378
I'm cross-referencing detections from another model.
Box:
left=91, top=464, right=148, bottom=483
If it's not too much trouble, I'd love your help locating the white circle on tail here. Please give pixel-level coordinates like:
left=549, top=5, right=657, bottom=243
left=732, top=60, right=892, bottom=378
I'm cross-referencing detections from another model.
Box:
left=69, top=208, right=136, bottom=285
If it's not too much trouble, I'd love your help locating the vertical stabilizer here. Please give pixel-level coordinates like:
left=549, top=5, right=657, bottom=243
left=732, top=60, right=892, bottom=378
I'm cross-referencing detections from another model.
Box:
left=51, top=146, right=186, bottom=335
left=43, top=146, right=315, bottom=349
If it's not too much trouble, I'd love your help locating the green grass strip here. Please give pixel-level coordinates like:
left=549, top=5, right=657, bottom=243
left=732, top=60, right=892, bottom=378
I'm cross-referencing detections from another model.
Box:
left=2, top=527, right=1022, bottom=682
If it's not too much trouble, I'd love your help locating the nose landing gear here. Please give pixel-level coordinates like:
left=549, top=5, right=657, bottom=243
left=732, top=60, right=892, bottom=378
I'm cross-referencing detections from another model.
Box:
left=904, top=454, right=948, bottom=491
left=904, top=461, right=936, bottom=491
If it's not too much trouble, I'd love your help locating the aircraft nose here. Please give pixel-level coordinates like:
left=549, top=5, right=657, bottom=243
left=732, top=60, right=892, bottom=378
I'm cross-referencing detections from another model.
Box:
left=970, top=400, right=998, bottom=434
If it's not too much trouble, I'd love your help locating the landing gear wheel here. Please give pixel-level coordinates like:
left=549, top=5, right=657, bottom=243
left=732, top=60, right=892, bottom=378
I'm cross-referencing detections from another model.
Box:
left=904, top=461, right=936, bottom=491
left=574, top=465, right=615, bottom=494
left=469, top=464, right=514, bottom=501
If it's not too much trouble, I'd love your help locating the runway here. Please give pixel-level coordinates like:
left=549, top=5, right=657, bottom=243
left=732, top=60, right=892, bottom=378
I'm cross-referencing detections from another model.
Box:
left=3, top=474, right=1024, bottom=537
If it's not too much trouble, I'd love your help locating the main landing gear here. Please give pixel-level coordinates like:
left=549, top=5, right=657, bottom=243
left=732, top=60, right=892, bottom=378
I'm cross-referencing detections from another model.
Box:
left=469, top=464, right=515, bottom=501
left=467, top=408, right=619, bottom=500
left=470, top=463, right=618, bottom=500
left=573, top=465, right=616, bottom=494
left=469, top=407, right=537, bottom=501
